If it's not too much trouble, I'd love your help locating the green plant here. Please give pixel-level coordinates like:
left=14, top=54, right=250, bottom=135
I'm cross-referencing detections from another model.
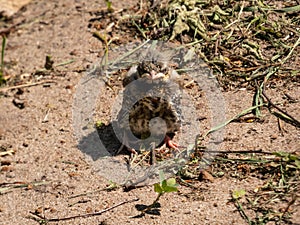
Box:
left=104, top=0, right=113, bottom=12
left=134, top=171, right=179, bottom=217
left=137, top=171, right=178, bottom=216
left=231, top=189, right=251, bottom=224
left=95, top=120, right=104, bottom=128
left=153, top=171, right=179, bottom=203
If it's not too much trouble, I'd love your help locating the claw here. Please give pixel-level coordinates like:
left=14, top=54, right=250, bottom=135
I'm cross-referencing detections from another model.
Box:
left=116, top=133, right=178, bottom=155
left=164, top=135, right=178, bottom=149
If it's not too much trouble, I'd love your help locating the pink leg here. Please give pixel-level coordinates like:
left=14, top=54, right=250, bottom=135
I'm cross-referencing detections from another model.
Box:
left=164, top=135, right=179, bottom=149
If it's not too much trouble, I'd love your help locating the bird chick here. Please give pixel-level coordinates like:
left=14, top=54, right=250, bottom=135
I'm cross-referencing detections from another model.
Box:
left=116, top=60, right=181, bottom=155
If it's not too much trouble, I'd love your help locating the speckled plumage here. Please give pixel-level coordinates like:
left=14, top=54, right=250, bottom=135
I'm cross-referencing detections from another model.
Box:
left=116, top=60, right=182, bottom=153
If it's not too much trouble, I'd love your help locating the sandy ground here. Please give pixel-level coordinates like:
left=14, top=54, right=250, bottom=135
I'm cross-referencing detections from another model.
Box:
left=0, top=0, right=299, bottom=224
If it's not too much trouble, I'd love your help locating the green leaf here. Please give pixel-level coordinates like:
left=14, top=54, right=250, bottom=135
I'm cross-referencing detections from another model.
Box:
left=232, top=189, right=246, bottom=200
left=166, top=178, right=177, bottom=187
left=95, top=120, right=104, bottom=128
left=105, top=0, right=113, bottom=12
left=159, top=178, right=178, bottom=193
left=154, top=183, right=163, bottom=194
left=164, top=186, right=178, bottom=193
left=161, top=179, right=168, bottom=190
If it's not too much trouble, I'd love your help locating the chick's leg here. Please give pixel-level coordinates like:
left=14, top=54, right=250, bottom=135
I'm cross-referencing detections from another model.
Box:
left=164, top=135, right=179, bottom=149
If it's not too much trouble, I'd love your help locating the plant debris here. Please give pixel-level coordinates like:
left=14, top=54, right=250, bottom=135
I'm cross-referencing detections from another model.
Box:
left=89, top=0, right=300, bottom=89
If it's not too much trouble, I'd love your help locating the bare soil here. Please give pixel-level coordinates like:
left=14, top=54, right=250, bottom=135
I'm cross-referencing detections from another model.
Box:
left=0, top=0, right=299, bottom=224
